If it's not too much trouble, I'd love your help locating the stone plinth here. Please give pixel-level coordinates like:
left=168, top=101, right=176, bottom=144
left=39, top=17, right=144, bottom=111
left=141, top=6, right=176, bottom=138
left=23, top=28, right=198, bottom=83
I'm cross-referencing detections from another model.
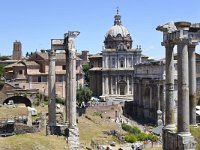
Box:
left=162, top=128, right=177, bottom=150
left=46, top=125, right=68, bottom=136
left=177, top=134, right=196, bottom=150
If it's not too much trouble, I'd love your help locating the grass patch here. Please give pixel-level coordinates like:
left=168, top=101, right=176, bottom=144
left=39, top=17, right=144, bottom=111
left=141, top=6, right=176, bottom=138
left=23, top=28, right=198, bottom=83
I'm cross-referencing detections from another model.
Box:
left=0, top=129, right=68, bottom=150
left=78, top=114, right=119, bottom=149
left=190, top=127, right=200, bottom=150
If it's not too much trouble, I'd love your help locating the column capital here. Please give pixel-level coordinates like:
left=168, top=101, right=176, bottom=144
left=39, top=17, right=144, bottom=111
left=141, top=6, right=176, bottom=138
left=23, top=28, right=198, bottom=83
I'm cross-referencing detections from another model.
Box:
left=161, top=41, right=175, bottom=47
left=174, top=38, right=190, bottom=45
left=48, top=50, right=56, bottom=61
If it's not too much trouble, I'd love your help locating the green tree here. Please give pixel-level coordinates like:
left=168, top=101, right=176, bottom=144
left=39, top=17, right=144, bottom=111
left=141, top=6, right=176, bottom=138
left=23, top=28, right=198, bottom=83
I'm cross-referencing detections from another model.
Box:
left=0, top=64, right=5, bottom=77
left=82, top=64, right=90, bottom=84
left=0, top=56, right=9, bottom=61
left=26, top=52, right=29, bottom=57
left=76, top=85, right=92, bottom=107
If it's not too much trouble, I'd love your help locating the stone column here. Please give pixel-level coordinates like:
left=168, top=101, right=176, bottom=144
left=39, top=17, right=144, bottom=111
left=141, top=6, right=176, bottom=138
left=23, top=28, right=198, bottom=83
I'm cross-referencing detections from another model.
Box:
left=65, top=31, right=80, bottom=128
left=110, top=76, right=113, bottom=95
left=188, top=44, right=197, bottom=125
left=102, top=75, right=105, bottom=95
left=161, top=84, right=166, bottom=125
left=127, top=76, right=129, bottom=95
left=105, top=75, right=109, bottom=95
left=115, top=76, right=117, bottom=95
left=164, top=43, right=175, bottom=129
left=48, top=50, right=56, bottom=126
left=65, top=50, right=70, bottom=124
left=177, top=40, right=190, bottom=134
left=157, top=84, right=160, bottom=110
left=149, top=85, right=152, bottom=118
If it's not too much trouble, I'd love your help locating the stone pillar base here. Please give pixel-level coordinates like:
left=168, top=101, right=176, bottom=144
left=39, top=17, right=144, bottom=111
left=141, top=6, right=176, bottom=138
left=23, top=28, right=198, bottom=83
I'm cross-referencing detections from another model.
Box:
left=46, top=125, right=68, bottom=136
left=68, top=127, right=79, bottom=150
left=177, top=133, right=196, bottom=150
left=162, top=128, right=177, bottom=150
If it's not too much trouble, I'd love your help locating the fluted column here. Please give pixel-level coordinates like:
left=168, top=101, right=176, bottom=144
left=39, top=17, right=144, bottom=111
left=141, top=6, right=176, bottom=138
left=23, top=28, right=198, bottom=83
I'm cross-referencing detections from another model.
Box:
left=165, top=43, right=175, bottom=129
left=188, top=44, right=197, bottom=125
left=177, top=40, right=190, bottom=134
left=48, top=50, right=56, bottom=126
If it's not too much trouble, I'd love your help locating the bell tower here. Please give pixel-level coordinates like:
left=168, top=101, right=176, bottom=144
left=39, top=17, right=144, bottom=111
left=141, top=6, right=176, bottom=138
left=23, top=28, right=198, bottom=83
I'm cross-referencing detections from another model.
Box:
left=12, top=40, right=22, bottom=60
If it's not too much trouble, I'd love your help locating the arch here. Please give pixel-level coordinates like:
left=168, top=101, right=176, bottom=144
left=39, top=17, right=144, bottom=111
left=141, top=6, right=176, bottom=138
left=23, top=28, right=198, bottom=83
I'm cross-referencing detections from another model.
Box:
left=3, top=96, right=32, bottom=107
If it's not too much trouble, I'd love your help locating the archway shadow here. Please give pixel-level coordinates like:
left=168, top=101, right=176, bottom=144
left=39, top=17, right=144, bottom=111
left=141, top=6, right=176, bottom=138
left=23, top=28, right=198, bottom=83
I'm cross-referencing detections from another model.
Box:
left=3, top=96, right=32, bottom=107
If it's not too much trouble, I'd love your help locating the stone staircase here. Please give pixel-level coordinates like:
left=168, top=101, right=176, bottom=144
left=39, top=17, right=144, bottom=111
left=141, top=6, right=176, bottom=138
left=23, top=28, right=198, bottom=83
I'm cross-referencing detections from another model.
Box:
left=68, top=127, right=79, bottom=150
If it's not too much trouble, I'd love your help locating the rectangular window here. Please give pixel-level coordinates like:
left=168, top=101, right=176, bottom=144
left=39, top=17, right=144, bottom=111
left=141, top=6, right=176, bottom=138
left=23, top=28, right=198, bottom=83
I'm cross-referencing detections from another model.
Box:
left=62, top=65, right=66, bottom=70
left=38, top=76, right=41, bottom=82
left=19, top=70, right=23, bottom=74
left=112, top=58, right=115, bottom=68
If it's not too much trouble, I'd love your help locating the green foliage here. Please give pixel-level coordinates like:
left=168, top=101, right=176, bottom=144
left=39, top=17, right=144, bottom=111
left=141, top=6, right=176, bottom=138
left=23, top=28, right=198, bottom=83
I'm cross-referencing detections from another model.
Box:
left=121, top=123, right=141, bottom=134
left=76, top=85, right=92, bottom=107
left=0, top=81, right=4, bottom=90
left=82, top=64, right=90, bottom=83
left=136, top=133, right=148, bottom=141
left=0, top=64, right=5, bottom=77
left=92, top=112, right=103, bottom=118
left=122, top=123, right=159, bottom=143
left=56, top=97, right=64, bottom=105
left=124, top=134, right=137, bottom=143
left=0, top=56, right=10, bottom=61
left=191, top=127, right=200, bottom=150
left=147, top=133, right=159, bottom=142
left=198, top=97, right=200, bottom=105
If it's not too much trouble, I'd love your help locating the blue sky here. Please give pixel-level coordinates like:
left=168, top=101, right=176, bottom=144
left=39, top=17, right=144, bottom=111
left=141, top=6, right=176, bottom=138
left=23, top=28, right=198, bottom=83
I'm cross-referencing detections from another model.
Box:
left=0, top=0, right=200, bottom=59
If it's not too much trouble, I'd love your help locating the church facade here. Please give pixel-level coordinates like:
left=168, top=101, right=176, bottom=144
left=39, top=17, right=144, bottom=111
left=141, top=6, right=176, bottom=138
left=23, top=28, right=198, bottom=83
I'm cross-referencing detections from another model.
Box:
left=90, top=10, right=142, bottom=99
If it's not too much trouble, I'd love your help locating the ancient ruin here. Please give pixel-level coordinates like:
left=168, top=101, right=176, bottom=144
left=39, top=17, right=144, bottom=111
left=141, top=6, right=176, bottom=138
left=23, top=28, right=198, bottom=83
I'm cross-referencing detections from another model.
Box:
left=48, top=31, right=80, bottom=149
left=157, top=21, right=200, bottom=150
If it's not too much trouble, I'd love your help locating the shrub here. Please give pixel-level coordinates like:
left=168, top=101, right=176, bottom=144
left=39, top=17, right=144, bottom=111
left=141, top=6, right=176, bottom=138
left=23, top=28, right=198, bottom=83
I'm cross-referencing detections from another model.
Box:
left=121, top=123, right=141, bottom=134
left=136, top=133, right=148, bottom=141
left=56, top=97, right=64, bottom=105
left=147, top=133, right=159, bottom=142
left=124, top=134, right=137, bottom=143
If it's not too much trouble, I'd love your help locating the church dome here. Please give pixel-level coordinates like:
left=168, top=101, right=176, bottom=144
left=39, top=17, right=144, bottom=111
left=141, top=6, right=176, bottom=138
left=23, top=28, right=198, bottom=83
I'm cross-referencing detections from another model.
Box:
left=105, top=25, right=130, bottom=38
left=104, top=9, right=132, bottom=50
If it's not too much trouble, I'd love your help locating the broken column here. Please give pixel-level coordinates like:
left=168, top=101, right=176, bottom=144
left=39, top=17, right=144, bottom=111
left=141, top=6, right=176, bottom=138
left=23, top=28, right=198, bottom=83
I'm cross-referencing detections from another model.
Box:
left=48, top=49, right=56, bottom=126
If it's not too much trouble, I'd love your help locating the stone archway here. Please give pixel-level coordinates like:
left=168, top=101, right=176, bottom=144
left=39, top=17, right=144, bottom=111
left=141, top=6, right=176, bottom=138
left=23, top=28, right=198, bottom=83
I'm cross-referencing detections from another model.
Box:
left=118, top=80, right=127, bottom=95
left=3, top=96, right=32, bottom=107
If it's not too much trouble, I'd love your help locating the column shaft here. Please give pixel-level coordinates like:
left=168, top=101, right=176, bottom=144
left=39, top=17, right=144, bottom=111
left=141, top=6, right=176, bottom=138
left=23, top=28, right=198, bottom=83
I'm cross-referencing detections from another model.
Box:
left=48, top=50, right=56, bottom=126
left=127, top=76, right=129, bottom=95
left=69, top=49, right=77, bottom=128
left=177, top=42, right=190, bottom=134
left=188, top=45, right=197, bottom=125
left=65, top=50, right=70, bottom=123
left=165, top=45, right=175, bottom=128
left=102, top=75, right=105, bottom=95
